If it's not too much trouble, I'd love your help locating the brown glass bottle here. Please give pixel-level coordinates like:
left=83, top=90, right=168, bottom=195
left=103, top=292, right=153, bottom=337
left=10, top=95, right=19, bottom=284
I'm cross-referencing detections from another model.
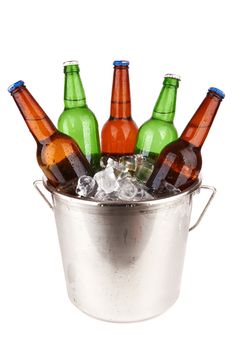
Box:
left=8, top=81, right=94, bottom=189
left=101, top=60, right=138, bottom=158
left=146, top=87, right=225, bottom=193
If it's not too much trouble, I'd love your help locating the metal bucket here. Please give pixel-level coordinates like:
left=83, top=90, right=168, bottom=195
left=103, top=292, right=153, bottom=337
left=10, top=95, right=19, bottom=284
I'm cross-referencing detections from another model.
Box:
left=34, top=179, right=216, bottom=323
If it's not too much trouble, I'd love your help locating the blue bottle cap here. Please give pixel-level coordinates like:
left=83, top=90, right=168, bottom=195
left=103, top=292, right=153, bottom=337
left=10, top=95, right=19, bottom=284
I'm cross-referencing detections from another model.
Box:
left=208, top=87, right=225, bottom=99
left=113, top=60, right=129, bottom=67
left=8, top=80, right=25, bottom=93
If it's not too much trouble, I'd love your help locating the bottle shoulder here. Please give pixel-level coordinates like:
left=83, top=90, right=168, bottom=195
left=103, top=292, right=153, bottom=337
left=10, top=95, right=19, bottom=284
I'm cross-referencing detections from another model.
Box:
left=39, top=131, right=77, bottom=146
left=161, top=139, right=202, bottom=160
left=139, top=118, right=176, bottom=130
left=59, top=106, right=98, bottom=122
left=102, top=119, right=138, bottom=137
left=138, top=118, right=177, bottom=139
left=103, top=117, right=138, bottom=127
left=155, top=139, right=202, bottom=188
left=37, top=132, right=80, bottom=165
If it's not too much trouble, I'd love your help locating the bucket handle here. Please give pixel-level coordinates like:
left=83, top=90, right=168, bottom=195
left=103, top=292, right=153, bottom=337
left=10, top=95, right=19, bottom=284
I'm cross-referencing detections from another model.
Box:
left=33, top=180, right=54, bottom=210
left=189, top=185, right=216, bottom=232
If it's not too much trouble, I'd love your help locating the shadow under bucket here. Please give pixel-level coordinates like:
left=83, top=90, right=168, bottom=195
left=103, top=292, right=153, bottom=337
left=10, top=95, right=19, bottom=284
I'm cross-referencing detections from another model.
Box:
left=34, top=179, right=215, bottom=322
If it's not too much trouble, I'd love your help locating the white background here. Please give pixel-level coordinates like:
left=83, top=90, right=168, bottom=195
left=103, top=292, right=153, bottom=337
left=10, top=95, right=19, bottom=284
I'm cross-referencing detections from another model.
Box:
left=0, top=0, right=232, bottom=349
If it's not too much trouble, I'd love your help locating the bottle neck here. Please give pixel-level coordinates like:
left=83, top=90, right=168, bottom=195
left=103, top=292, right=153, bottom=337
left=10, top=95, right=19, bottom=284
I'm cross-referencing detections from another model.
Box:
left=64, top=68, right=86, bottom=109
left=12, top=86, right=56, bottom=142
left=152, top=78, right=179, bottom=122
left=110, top=66, right=131, bottom=119
left=181, top=91, right=223, bottom=148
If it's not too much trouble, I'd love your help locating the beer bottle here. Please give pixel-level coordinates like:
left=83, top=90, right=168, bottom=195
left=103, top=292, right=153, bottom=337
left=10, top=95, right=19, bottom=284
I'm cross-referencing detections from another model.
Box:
left=58, top=61, right=101, bottom=171
left=8, top=80, right=94, bottom=189
left=146, top=87, right=225, bottom=193
left=101, top=60, right=138, bottom=158
left=135, top=74, right=180, bottom=161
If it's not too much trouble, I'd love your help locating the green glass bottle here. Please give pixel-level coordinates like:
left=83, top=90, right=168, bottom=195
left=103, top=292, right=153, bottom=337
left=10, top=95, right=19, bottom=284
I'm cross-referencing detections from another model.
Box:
left=58, top=61, right=101, bottom=171
left=135, top=74, right=180, bottom=161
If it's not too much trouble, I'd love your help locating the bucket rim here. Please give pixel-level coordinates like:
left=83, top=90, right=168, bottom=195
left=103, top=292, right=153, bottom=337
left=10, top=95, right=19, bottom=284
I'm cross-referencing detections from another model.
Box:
left=42, top=177, right=202, bottom=208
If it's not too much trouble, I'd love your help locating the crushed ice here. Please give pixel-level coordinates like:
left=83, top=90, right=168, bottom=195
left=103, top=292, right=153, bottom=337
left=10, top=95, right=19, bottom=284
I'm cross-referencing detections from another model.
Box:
left=75, top=155, right=180, bottom=202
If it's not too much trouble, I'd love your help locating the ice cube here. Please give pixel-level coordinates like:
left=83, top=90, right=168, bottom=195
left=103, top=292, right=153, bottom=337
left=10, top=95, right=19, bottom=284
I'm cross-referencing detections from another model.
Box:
left=75, top=176, right=97, bottom=197
left=100, top=157, right=127, bottom=175
left=156, top=180, right=181, bottom=198
left=93, top=189, right=118, bottom=201
left=106, top=157, right=116, bottom=168
left=118, top=155, right=138, bottom=172
left=135, top=157, right=154, bottom=183
left=99, top=156, right=109, bottom=169
left=117, top=171, right=132, bottom=181
left=117, top=178, right=138, bottom=201
left=141, top=191, right=154, bottom=201
left=131, top=181, right=154, bottom=201
left=93, top=167, right=119, bottom=193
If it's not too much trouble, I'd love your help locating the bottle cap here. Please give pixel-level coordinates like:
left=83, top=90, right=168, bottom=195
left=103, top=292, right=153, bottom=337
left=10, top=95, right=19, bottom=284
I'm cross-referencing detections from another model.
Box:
left=113, top=60, right=129, bottom=67
left=208, top=87, right=225, bottom=99
left=8, top=80, right=25, bottom=93
left=164, top=73, right=181, bottom=81
left=63, top=60, right=79, bottom=66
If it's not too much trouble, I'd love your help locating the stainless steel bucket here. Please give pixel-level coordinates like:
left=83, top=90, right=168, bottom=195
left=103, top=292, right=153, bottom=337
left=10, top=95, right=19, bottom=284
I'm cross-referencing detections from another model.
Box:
left=34, top=179, right=216, bottom=322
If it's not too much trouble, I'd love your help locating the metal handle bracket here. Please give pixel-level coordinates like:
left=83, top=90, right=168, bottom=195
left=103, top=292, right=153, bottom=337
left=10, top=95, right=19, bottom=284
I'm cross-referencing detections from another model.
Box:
left=33, top=180, right=54, bottom=210
left=189, top=185, right=216, bottom=232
